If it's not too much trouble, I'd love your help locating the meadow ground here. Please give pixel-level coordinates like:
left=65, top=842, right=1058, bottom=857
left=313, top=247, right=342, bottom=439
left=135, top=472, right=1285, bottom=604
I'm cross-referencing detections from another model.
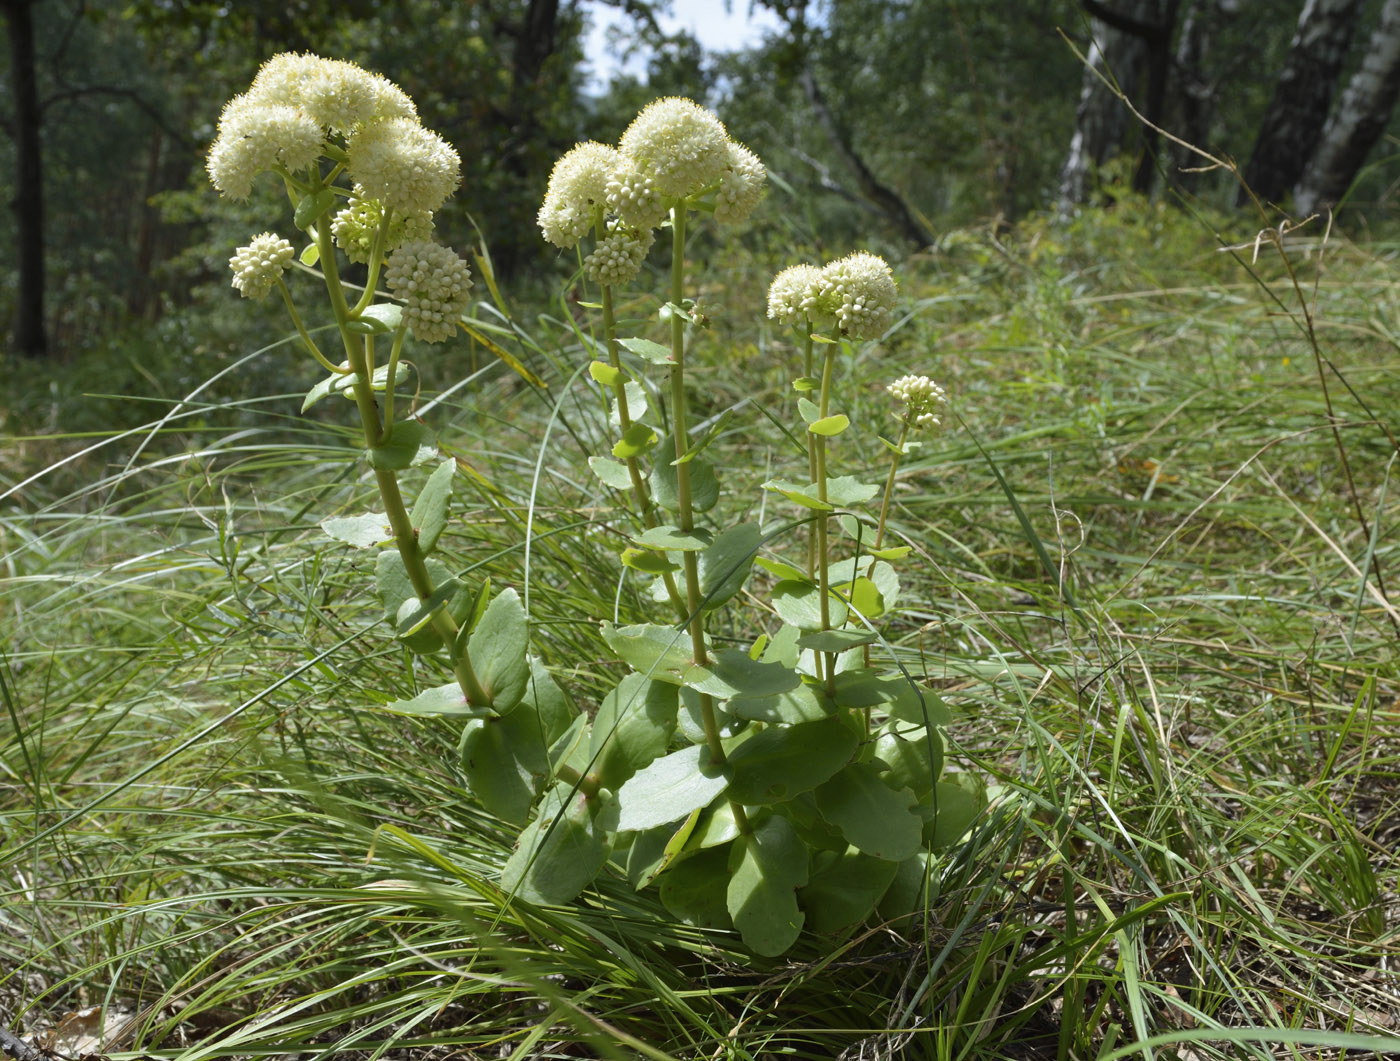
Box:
left=2, top=199, right=1399, bottom=1060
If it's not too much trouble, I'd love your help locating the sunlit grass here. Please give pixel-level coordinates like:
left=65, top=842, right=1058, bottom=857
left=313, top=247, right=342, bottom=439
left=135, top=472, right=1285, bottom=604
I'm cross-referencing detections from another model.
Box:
left=3, top=201, right=1399, bottom=1059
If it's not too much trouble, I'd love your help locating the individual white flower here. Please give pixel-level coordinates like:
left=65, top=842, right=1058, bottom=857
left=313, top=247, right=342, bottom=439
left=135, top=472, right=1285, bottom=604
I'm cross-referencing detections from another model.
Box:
left=766, top=264, right=829, bottom=328
left=331, top=192, right=434, bottom=264
left=229, top=232, right=295, bottom=300
left=538, top=142, right=619, bottom=248
left=347, top=117, right=460, bottom=217
left=384, top=240, right=473, bottom=343
left=606, top=155, right=668, bottom=230
left=207, top=95, right=324, bottom=198
left=584, top=228, right=654, bottom=286
left=619, top=97, right=729, bottom=199
left=818, top=251, right=898, bottom=340
left=713, top=141, right=766, bottom=224
left=887, top=374, right=946, bottom=430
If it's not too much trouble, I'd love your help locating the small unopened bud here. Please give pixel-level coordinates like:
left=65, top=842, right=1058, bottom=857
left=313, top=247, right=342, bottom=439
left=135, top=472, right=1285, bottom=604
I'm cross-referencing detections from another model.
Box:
left=229, top=233, right=295, bottom=300
left=384, top=240, right=473, bottom=343
left=887, top=374, right=946, bottom=430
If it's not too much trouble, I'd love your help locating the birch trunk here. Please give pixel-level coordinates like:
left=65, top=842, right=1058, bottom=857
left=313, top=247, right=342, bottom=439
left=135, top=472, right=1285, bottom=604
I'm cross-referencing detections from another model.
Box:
left=1294, top=0, right=1400, bottom=214
left=1239, top=0, right=1364, bottom=205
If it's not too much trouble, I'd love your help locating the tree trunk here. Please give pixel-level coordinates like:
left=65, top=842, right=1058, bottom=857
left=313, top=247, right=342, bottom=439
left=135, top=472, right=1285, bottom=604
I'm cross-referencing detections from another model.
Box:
left=1238, top=0, right=1364, bottom=205
left=1166, top=0, right=1238, bottom=190
left=1058, top=0, right=1174, bottom=210
left=2, top=0, right=48, bottom=357
left=1294, top=0, right=1400, bottom=214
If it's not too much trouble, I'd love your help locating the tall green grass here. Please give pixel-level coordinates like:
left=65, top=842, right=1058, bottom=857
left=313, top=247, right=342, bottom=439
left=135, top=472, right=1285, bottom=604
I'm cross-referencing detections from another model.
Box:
left=3, top=198, right=1399, bottom=1059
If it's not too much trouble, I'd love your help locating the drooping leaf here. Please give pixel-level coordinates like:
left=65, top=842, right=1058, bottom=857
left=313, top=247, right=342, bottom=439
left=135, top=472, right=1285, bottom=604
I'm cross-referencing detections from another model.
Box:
left=801, top=849, right=900, bottom=934
left=726, top=716, right=857, bottom=804
left=697, top=522, right=761, bottom=613
left=926, top=773, right=986, bottom=850
left=634, top=524, right=712, bottom=551
left=601, top=622, right=695, bottom=684
left=772, top=580, right=848, bottom=631
left=589, top=673, right=679, bottom=789
left=459, top=707, right=551, bottom=825
left=385, top=681, right=491, bottom=718
left=612, top=421, right=658, bottom=459
left=587, top=456, right=633, bottom=490
left=727, top=814, right=808, bottom=956
left=617, top=336, right=673, bottom=364
left=410, top=460, right=455, bottom=556
left=370, top=420, right=437, bottom=470
left=467, top=588, right=530, bottom=715
left=814, top=762, right=922, bottom=861
left=659, top=845, right=733, bottom=929
left=651, top=436, right=719, bottom=513
left=321, top=512, right=393, bottom=548
left=616, top=744, right=729, bottom=832
left=501, top=785, right=612, bottom=905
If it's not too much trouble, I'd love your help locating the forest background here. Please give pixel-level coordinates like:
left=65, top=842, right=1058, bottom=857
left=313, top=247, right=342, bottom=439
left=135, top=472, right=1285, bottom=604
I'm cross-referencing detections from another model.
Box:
left=4, top=1, right=1400, bottom=1058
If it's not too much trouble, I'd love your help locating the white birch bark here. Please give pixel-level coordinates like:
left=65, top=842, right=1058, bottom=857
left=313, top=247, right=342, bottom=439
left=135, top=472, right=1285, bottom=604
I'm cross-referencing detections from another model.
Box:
left=1294, top=0, right=1400, bottom=214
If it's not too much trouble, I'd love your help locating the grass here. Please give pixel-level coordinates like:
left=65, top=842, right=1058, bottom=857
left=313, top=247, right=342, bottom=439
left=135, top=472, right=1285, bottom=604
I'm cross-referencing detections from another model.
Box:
left=2, top=194, right=1400, bottom=1060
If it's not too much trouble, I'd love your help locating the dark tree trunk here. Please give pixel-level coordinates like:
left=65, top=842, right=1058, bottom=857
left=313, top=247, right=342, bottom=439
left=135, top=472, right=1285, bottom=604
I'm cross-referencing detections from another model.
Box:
left=1294, top=0, right=1400, bottom=214
left=1239, top=0, right=1364, bottom=205
left=1058, top=0, right=1178, bottom=209
left=2, top=0, right=48, bottom=357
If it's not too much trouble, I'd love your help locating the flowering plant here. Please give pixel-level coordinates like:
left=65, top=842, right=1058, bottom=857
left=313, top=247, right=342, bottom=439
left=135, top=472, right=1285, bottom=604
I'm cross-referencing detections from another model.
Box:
left=212, top=61, right=984, bottom=957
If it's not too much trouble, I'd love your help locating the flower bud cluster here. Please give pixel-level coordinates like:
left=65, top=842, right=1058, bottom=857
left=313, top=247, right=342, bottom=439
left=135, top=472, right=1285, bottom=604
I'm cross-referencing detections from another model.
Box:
left=767, top=252, right=899, bottom=340
left=887, top=374, right=946, bottom=430
left=538, top=97, right=766, bottom=284
left=331, top=193, right=433, bottom=264
left=384, top=240, right=473, bottom=343
left=229, top=233, right=295, bottom=300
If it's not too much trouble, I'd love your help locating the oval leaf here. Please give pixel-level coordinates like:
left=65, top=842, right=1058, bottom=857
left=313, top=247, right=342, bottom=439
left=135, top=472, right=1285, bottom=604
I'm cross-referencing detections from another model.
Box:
left=616, top=744, right=729, bottom=832
left=468, top=588, right=530, bottom=715
left=727, top=815, right=808, bottom=956
left=726, top=716, right=857, bottom=804
left=814, top=762, right=922, bottom=861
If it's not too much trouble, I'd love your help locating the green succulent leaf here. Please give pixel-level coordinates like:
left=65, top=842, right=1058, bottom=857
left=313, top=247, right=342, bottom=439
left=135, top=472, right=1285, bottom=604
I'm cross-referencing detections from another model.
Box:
left=617, top=336, right=673, bottom=364
left=294, top=187, right=337, bottom=230
left=814, top=762, right=922, bottom=861
left=727, top=814, right=808, bottom=956
left=660, top=845, right=733, bottom=929
left=459, top=707, right=551, bottom=825
left=634, top=525, right=713, bottom=551
left=927, top=773, right=987, bottom=850
left=823, top=475, right=880, bottom=505
left=467, top=588, right=530, bottom=715
left=728, top=680, right=831, bottom=724
left=501, top=785, right=612, bottom=905
left=697, top=522, right=761, bottom=613
left=385, top=681, right=491, bottom=718
left=587, top=456, right=633, bottom=490
left=612, top=421, right=658, bottom=459
left=801, top=849, right=900, bottom=934
left=651, top=436, right=720, bottom=514
left=369, top=420, right=437, bottom=470
left=621, top=547, right=682, bottom=574
left=321, top=512, right=393, bottom=548
left=410, top=459, right=455, bottom=555
left=761, top=478, right=832, bottom=511
left=797, top=629, right=877, bottom=653
left=601, top=622, right=696, bottom=684
left=588, top=360, right=623, bottom=387
left=589, top=673, right=679, bottom=789
left=808, top=414, right=850, bottom=436
left=874, top=726, right=943, bottom=799
left=726, top=716, right=857, bottom=804
left=797, top=397, right=821, bottom=424
left=616, top=744, right=729, bottom=832
left=831, top=671, right=951, bottom=727
left=772, top=580, right=849, bottom=631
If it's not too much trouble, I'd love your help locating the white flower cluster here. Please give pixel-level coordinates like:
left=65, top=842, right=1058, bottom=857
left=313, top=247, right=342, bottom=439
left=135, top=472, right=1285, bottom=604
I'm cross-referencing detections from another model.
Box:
left=383, top=240, right=473, bottom=344
left=766, top=264, right=828, bottom=327
left=887, top=374, right=946, bottom=430
left=537, top=97, right=766, bottom=285
left=207, top=52, right=459, bottom=217
left=767, top=252, right=899, bottom=340
left=229, top=233, right=295, bottom=300
left=818, top=252, right=898, bottom=340
left=330, top=192, right=433, bottom=264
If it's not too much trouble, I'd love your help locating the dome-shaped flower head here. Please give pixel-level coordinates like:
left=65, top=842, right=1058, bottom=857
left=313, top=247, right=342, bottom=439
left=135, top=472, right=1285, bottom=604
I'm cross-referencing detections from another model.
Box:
left=248, top=53, right=416, bottom=130
left=713, top=141, right=766, bottom=224
left=207, top=94, right=324, bottom=198
left=247, top=52, right=323, bottom=107
left=229, top=232, right=295, bottom=300
left=887, top=374, right=946, bottom=430
left=767, top=264, right=828, bottom=328
left=331, top=192, right=434, bottom=264
left=538, top=142, right=620, bottom=248
left=384, top=240, right=473, bottom=343
left=818, top=251, right=898, bottom=340
left=606, top=155, right=668, bottom=231
left=584, top=227, right=655, bottom=286
left=619, top=97, right=729, bottom=199
left=347, top=117, right=460, bottom=217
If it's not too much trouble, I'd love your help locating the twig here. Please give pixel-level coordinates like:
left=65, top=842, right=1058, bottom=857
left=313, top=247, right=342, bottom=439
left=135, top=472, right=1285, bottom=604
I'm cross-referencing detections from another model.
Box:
left=0, top=1023, right=41, bottom=1061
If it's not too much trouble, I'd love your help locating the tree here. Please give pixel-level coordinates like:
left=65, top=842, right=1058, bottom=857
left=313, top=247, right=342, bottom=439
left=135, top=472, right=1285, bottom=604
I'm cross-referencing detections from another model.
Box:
left=2, top=0, right=46, bottom=357
left=1294, top=0, right=1400, bottom=215
left=1238, top=0, right=1364, bottom=205
left=1058, top=0, right=1182, bottom=210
